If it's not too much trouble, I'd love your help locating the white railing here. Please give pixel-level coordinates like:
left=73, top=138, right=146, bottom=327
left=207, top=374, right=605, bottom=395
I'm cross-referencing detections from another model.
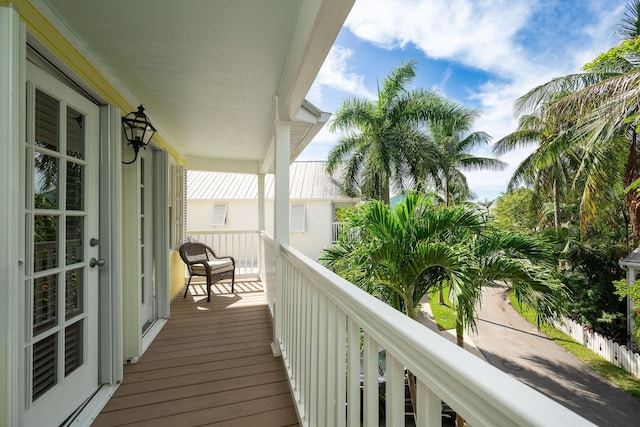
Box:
left=186, top=230, right=260, bottom=278
left=261, top=232, right=276, bottom=315
left=554, top=316, right=640, bottom=378
left=266, top=240, right=594, bottom=427
left=332, top=222, right=344, bottom=243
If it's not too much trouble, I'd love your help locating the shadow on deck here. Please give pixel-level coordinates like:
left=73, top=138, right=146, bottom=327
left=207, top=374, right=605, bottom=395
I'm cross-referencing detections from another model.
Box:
left=92, top=281, right=299, bottom=427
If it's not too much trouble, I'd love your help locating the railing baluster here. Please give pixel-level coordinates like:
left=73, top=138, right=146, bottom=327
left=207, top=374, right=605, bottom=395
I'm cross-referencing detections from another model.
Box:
left=416, top=379, right=441, bottom=427
left=386, top=352, right=404, bottom=426
left=347, top=319, right=360, bottom=427
left=363, top=332, right=379, bottom=426
left=311, top=286, right=320, bottom=425
left=326, top=302, right=337, bottom=426
left=334, top=309, right=347, bottom=427
left=317, top=294, right=327, bottom=427
left=299, top=267, right=308, bottom=416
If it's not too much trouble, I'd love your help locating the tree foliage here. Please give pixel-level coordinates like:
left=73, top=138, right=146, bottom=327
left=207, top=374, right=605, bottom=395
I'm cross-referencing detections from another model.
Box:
left=322, top=191, right=568, bottom=347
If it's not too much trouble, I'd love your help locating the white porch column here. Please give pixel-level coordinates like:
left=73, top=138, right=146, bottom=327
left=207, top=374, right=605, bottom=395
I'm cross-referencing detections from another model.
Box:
left=258, top=173, right=265, bottom=232
left=272, top=120, right=290, bottom=357
left=0, top=6, right=24, bottom=427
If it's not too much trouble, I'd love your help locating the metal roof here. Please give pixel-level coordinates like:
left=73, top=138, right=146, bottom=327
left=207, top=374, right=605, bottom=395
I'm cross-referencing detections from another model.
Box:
left=621, top=247, right=640, bottom=267
left=188, top=161, right=356, bottom=201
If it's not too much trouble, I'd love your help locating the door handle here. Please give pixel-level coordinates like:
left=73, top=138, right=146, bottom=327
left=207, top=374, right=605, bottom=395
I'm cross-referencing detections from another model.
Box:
left=89, top=257, right=105, bottom=268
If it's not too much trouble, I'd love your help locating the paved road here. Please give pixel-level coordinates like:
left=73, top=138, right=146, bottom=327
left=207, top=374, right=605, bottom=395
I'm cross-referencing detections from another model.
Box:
left=471, top=284, right=640, bottom=426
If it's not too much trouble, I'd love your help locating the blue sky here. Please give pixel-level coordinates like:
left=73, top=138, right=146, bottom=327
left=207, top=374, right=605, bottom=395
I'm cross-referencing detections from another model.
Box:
left=299, top=0, right=629, bottom=201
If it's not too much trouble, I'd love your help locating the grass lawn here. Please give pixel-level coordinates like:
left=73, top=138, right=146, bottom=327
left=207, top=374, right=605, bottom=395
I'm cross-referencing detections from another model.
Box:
left=428, top=287, right=456, bottom=330
left=510, top=292, right=640, bottom=400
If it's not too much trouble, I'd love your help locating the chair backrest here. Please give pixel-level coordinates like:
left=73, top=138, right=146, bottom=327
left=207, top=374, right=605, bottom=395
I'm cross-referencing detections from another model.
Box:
left=179, top=242, right=210, bottom=272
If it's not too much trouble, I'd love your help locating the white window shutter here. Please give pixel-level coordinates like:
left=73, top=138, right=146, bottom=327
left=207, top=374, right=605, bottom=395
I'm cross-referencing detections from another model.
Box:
left=209, top=203, right=227, bottom=226
left=290, top=203, right=305, bottom=232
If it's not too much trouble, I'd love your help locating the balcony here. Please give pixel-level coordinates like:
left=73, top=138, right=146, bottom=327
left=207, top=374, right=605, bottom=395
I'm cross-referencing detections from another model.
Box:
left=95, top=230, right=593, bottom=427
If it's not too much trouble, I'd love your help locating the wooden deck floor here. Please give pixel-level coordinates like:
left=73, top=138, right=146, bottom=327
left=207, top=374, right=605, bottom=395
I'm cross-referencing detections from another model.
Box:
left=92, top=281, right=299, bottom=427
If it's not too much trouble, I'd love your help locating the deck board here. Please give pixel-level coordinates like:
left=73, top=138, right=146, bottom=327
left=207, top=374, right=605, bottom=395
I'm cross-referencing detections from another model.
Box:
left=93, top=281, right=299, bottom=427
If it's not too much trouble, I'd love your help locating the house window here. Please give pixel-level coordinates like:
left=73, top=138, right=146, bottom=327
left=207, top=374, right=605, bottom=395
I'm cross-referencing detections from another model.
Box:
left=209, top=203, right=228, bottom=226
left=290, top=203, right=305, bottom=232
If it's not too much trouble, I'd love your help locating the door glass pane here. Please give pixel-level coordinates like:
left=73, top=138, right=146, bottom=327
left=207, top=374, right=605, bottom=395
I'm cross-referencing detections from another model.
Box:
left=66, top=216, right=83, bottom=265
left=35, top=90, right=59, bottom=152
left=64, top=321, right=83, bottom=376
left=140, top=187, right=145, bottom=215
left=34, top=215, right=58, bottom=272
left=34, top=153, right=59, bottom=209
left=66, top=162, right=84, bottom=210
left=33, top=274, right=58, bottom=335
left=65, top=268, right=83, bottom=319
left=66, top=107, right=85, bottom=159
left=33, top=334, right=57, bottom=400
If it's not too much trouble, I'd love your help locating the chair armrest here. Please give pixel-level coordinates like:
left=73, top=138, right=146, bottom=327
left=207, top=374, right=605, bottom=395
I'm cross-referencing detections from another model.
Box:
left=215, top=255, right=235, bottom=267
left=192, top=260, right=212, bottom=274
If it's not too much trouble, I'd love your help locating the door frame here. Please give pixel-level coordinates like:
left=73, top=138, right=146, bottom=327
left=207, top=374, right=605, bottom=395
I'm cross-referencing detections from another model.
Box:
left=122, top=145, right=170, bottom=361
left=0, top=7, right=26, bottom=427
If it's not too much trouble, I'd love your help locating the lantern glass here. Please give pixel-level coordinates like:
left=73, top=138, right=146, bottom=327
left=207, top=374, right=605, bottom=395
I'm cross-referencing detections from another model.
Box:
left=121, top=105, right=156, bottom=164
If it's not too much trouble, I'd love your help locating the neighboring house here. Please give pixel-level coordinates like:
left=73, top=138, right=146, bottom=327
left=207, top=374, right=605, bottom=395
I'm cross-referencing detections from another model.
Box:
left=620, top=249, right=640, bottom=350
left=187, top=161, right=359, bottom=260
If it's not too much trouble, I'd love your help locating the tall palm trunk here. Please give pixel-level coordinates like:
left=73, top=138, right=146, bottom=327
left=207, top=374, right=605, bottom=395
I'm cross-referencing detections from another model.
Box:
left=624, top=130, right=640, bottom=246
left=553, top=180, right=560, bottom=229
left=439, top=180, right=450, bottom=305
left=381, top=184, right=390, bottom=205
left=455, top=310, right=466, bottom=427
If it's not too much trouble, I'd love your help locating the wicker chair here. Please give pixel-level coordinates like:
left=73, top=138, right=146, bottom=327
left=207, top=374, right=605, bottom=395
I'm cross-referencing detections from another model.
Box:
left=179, top=242, right=235, bottom=302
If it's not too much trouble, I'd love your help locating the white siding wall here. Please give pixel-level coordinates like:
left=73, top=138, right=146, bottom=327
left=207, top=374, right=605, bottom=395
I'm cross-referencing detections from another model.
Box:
left=187, top=200, right=258, bottom=230
left=187, top=199, right=336, bottom=260
left=289, top=200, right=333, bottom=260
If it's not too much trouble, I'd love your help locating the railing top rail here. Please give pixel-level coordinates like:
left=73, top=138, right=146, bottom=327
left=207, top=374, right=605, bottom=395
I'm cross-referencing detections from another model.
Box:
left=186, top=229, right=259, bottom=235
left=259, top=231, right=275, bottom=246
left=280, top=243, right=594, bottom=427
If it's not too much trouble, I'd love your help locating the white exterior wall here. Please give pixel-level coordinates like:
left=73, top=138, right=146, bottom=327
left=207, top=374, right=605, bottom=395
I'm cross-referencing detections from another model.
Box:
left=290, top=200, right=333, bottom=260
left=187, top=200, right=259, bottom=231
left=187, top=199, right=338, bottom=260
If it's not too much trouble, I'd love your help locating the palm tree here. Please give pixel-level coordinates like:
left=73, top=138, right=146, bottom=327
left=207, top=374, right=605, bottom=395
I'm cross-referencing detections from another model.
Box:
left=326, top=60, right=458, bottom=204
left=512, top=1, right=640, bottom=240
left=321, top=191, right=567, bottom=345
left=493, top=111, right=578, bottom=230
left=422, top=108, right=505, bottom=206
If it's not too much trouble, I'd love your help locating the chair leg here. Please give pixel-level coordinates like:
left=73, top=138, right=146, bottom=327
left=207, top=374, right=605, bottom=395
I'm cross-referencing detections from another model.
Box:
left=183, top=276, right=193, bottom=298
left=231, top=271, right=235, bottom=293
left=207, top=277, right=212, bottom=302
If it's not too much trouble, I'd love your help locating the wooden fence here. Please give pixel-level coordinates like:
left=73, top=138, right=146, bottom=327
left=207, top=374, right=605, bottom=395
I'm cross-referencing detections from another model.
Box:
left=554, top=316, right=640, bottom=378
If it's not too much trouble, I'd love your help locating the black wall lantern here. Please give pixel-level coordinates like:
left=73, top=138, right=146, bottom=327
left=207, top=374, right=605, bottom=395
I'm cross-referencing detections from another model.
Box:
left=122, top=105, right=156, bottom=164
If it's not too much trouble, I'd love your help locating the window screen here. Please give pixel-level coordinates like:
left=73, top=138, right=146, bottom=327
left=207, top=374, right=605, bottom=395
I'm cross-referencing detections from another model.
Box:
left=290, top=203, right=305, bottom=232
left=209, top=203, right=227, bottom=226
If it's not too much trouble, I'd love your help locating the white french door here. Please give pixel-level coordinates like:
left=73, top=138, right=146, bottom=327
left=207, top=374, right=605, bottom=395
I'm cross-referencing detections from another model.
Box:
left=23, top=62, right=100, bottom=427
left=139, top=149, right=156, bottom=334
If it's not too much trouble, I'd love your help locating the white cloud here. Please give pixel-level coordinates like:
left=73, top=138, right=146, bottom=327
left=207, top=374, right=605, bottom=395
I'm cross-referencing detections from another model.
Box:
left=308, top=45, right=376, bottom=105
left=345, top=0, right=539, bottom=78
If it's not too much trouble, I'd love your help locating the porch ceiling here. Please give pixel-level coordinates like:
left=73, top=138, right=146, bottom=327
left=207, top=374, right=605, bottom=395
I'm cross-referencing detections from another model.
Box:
left=36, top=0, right=352, bottom=173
